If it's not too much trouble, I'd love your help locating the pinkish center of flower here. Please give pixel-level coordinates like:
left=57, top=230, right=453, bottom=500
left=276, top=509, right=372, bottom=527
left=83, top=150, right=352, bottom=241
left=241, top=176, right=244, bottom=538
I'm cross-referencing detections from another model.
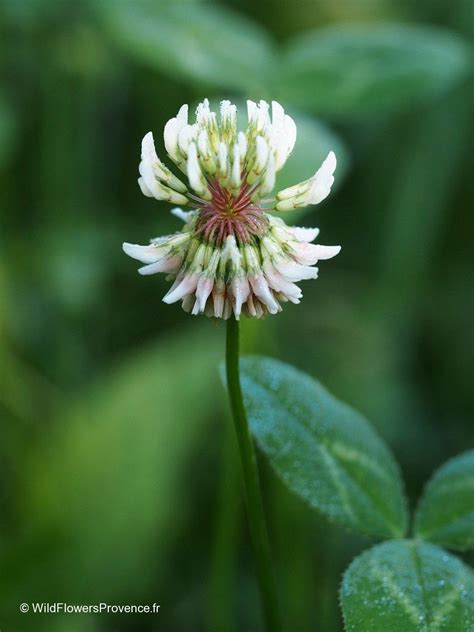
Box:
left=192, top=178, right=269, bottom=246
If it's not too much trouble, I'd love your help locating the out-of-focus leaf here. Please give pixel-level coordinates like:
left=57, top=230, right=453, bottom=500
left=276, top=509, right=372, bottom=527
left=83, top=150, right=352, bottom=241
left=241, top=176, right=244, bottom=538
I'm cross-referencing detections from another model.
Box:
left=0, top=0, right=57, bottom=27
left=277, top=24, right=471, bottom=116
left=98, top=2, right=275, bottom=92
left=1, top=326, right=222, bottom=616
left=240, top=356, right=407, bottom=538
left=0, top=94, right=17, bottom=168
left=340, top=540, right=474, bottom=631
left=414, top=451, right=474, bottom=551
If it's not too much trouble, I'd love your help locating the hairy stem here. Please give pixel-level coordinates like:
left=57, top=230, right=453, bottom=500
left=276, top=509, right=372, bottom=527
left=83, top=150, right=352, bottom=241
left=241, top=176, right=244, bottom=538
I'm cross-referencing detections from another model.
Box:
left=225, top=318, right=281, bottom=632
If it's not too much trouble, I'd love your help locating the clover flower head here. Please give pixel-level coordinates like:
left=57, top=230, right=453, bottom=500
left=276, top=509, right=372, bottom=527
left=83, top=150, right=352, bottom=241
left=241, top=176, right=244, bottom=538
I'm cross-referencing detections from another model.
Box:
left=123, top=99, right=340, bottom=319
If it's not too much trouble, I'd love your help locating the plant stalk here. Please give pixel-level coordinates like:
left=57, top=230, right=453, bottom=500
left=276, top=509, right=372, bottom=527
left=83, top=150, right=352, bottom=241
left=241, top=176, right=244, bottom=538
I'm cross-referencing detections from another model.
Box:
left=225, top=318, right=281, bottom=632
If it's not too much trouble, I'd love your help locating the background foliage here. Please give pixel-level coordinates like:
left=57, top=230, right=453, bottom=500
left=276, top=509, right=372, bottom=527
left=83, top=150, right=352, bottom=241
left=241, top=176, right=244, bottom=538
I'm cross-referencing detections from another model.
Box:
left=0, top=0, right=472, bottom=630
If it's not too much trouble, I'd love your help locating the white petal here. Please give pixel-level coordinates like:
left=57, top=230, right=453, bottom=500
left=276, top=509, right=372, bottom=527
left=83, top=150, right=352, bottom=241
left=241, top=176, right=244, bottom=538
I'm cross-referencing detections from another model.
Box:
left=163, top=105, right=188, bottom=160
left=259, top=152, right=275, bottom=196
left=197, top=129, right=210, bottom=157
left=163, top=118, right=179, bottom=159
left=138, top=255, right=183, bottom=275
left=277, top=261, right=319, bottom=281
left=194, top=276, right=214, bottom=313
left=310, top=244, right=341, bottom=260
left=271, top=101, right=285, bottom=129
left=271, top=101, right=293, bottom=170
left=237, top=131, right=248, bottom=160
left=123, top=242, right=162, bottom=264
left=231, top=277, right=250, bottom=319
left=196, top=98, right=211, bottom=125
left=284, top=114, right=297, bottom=156
left=176, top=103, right=188, bottom=126
left=231, top=144, right=241, bottom=188
left=255, top=136, right=269, bottom=173
left=289, top=242, right=341, bottom=265
left=307, top=151, right=337, bottom=204
left=288, top=242, right=321, bottom=265
left=220, top=100, right=236, bottom=127
left=247, top=100, right=258, bottom=123
left=178, top=124, right=198, bottom=156
left=141, top=131, right=157, bottom=161
left=171, top=207, right=192, bottom=222
left=187, top=142, right=207, bottom=195
left=138, top=158, right=157, bottom=196
left=275, top=179, right=310, bottom=201
left=222, top=235, right=241, bottom=268
left=263, top=260, right=302, bottom=299
left=288, top=226, right=320, bottom=242
left=256, top=100, right=270, bottom=129
left=218, top=142, right=228, bottom=176
left=138, top=177, right=154, bottom=198
left=163, top=274, right=198, bottom=304
left=249, top=275, right=280, bottom=313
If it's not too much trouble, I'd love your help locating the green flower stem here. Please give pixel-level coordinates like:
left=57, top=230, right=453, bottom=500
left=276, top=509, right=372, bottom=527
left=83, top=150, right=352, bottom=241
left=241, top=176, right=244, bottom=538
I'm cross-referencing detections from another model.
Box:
left=225, top=318, right=281, bottom=632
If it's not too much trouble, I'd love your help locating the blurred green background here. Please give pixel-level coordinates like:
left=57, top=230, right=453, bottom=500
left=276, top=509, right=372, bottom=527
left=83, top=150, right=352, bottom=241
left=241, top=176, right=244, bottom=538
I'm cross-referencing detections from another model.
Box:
left=0, top=0, right=472, bottom=630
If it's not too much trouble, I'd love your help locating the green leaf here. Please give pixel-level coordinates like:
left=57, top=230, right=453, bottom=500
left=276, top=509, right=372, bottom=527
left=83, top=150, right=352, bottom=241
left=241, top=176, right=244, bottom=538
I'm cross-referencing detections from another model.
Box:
left=240, top=356, right=407, bottom=538
left=99, top=1, right=275, bottom=92
left=414, top=451, right=474, bottom=551
left=341, top=540, right=474, bottom=632
left=277, top=24, right=471, bottom=116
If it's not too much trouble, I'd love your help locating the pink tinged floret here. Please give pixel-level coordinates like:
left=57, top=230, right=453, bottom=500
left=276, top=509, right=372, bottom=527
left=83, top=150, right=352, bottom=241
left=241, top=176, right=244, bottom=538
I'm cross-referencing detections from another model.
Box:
left=163, top=274, right=199, bottom=304
left=249, top=275, right=281, bottom=314
left=212, top=280, right=226, bottom=318
left=193, top=276, right=214, bottom=314
left=290, top=242, right=341, bottom=266
left=276, top=261, right=319, bottom=281
left=262, top=260, right=302, bottom=302
left=230, top=276, right=251, bottom=319
left=138, top=255, right=183, bottom=275
left=122, top=242, right=164, bottom=263
left=287, top=226, right=320, bottom=242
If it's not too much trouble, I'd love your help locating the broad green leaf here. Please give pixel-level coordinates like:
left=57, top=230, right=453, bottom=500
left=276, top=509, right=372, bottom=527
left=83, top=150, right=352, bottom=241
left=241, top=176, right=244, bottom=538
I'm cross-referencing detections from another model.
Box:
left=99, top=1, right=275, bottom=92
left=341, top=540, right=474, bottom=632
left=414, top=451, right=474, bottom=551
left=277, top=24, right=471, bottom=116
left=240, top=356, right=407, bottom=538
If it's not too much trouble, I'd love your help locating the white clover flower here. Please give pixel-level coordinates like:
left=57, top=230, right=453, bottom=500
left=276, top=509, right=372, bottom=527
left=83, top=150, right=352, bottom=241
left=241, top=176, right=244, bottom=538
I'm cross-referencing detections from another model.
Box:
left=123, top=99, right=340, bottom=319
